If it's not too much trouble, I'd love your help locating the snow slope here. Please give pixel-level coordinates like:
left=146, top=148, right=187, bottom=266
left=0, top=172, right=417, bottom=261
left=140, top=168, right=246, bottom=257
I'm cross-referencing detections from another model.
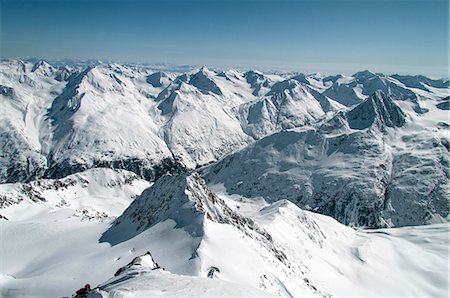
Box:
left=88, top=252, right=275, bottom=298
left=239, top=79, right=344, bottom=139
left=0, top=168, right=150, bottom=221
left=97, top=172, right=448, bottom=297
left=2, top=171, right=447, bottom=297
left=0, top=60, right=66, bottom=182
left=155, top=68, right=253, bottom=168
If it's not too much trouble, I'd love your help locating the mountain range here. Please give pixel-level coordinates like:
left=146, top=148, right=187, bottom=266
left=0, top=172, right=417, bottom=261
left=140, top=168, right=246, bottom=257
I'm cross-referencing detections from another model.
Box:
left=0, top=59, right=448, bottom=297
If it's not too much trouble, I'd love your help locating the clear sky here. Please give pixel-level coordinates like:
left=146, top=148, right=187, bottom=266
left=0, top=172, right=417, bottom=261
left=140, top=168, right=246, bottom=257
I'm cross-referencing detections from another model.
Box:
left=1, top=0, right=448, bottom=77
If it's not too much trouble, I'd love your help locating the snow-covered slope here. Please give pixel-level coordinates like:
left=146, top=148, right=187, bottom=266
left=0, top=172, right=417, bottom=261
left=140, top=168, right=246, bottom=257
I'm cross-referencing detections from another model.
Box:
left=0, top=168, right=150, bottom=221
left=240, top=79, right=344, bottom=139
left=45, top=64, right=178, bottom=180
left=155, top=68, right=253, bottom=168
left=2, top=170, right=446, bottom=297
left=88, top=251, right=275, bottom=298
left=206, top=91, right=449, bottom=227
left=0, top=60, right=66, bottom=183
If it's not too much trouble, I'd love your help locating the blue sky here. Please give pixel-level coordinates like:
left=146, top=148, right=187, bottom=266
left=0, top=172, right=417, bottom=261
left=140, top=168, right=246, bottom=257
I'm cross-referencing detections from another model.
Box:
left=1, top=0, right=448, bottom=76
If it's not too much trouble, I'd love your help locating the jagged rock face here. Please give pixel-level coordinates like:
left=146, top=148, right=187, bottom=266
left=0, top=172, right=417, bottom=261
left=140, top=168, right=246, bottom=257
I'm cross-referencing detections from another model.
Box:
left=244, top=70, right=272, bottom=96
left=436, top=97, right=449, bottom=110
left=31, top=60, right=56, bottom=76
left=146, top=71, right=170, bottom=88
left=353, top=70, right=377, bottom=82
left=0, top=85, right=16, bottom=98
left=323, top=74, right=343, bottom=84
left=391, top=74, right=430, bottom=91
left=291, top=73, right=310, bottom=85
left=55, top=66, right=74, bottom=82
left=101, top=172, right=280, bottom=243
left=417, top=75, right=449, bottom=89
left=101, top=172, right=205, bottom=244
left=189, top=69, right=222, bottom=95
left=114, top=252, right=161, bottom=277
left=322, top=80, right=363, bottom=106
left=44, top=156, right=185, bottom=182
left=381, top=134, right=450, bottom=227
left=0, top=129, right=47, bottom=183
left=347, top=91, right=406, bottom=130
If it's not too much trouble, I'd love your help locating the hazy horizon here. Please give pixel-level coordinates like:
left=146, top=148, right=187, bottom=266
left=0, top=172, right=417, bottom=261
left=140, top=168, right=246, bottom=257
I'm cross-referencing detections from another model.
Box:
left=2, top=56, right=449, bottom=79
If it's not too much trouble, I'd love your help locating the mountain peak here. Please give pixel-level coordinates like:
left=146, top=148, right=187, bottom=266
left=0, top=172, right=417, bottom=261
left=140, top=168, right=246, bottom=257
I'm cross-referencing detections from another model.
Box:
left=146, top=71, right=169, bottom=88
left=291, top=73, right=310, bottom=85
left=31, top=60, right=55, bottom=76
left=189, top=69, right=222, bottom=95
left=347, top=90, right=406, bottom=130
left=114, top=252, right=161, bottom=277
left=323, top=74, right=343, bottom=83
left=352, top=70, right=377, bottom=82
left=244, top=70, right=270, bottom=96
left=268, top=79, right=301, bottom=94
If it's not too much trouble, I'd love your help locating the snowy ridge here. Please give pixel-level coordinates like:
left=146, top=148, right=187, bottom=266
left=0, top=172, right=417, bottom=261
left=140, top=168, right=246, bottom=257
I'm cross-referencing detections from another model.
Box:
left=347, top=90, right=406, bottom=130
left=101, top=172, right=329, bottom=296
left=101, top=172, right=289, bottom=263
left=76, top=172, right=448, bottom=297
left=88, top=251, right=274, bottom=298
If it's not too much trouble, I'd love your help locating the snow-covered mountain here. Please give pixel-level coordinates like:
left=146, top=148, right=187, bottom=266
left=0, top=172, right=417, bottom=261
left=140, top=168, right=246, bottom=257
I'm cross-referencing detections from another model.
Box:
left=206, top=91, right=449, bottom=227
left=239, top=78, right=344, bottom=139
left=0, top=59, right=449, bottom=297
left=1, top=59, right=448, bottom=226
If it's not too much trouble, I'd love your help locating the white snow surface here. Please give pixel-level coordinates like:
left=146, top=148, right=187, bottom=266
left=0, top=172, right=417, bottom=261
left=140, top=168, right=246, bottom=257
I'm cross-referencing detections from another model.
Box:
left=0, top=172, right=448, bottom=297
